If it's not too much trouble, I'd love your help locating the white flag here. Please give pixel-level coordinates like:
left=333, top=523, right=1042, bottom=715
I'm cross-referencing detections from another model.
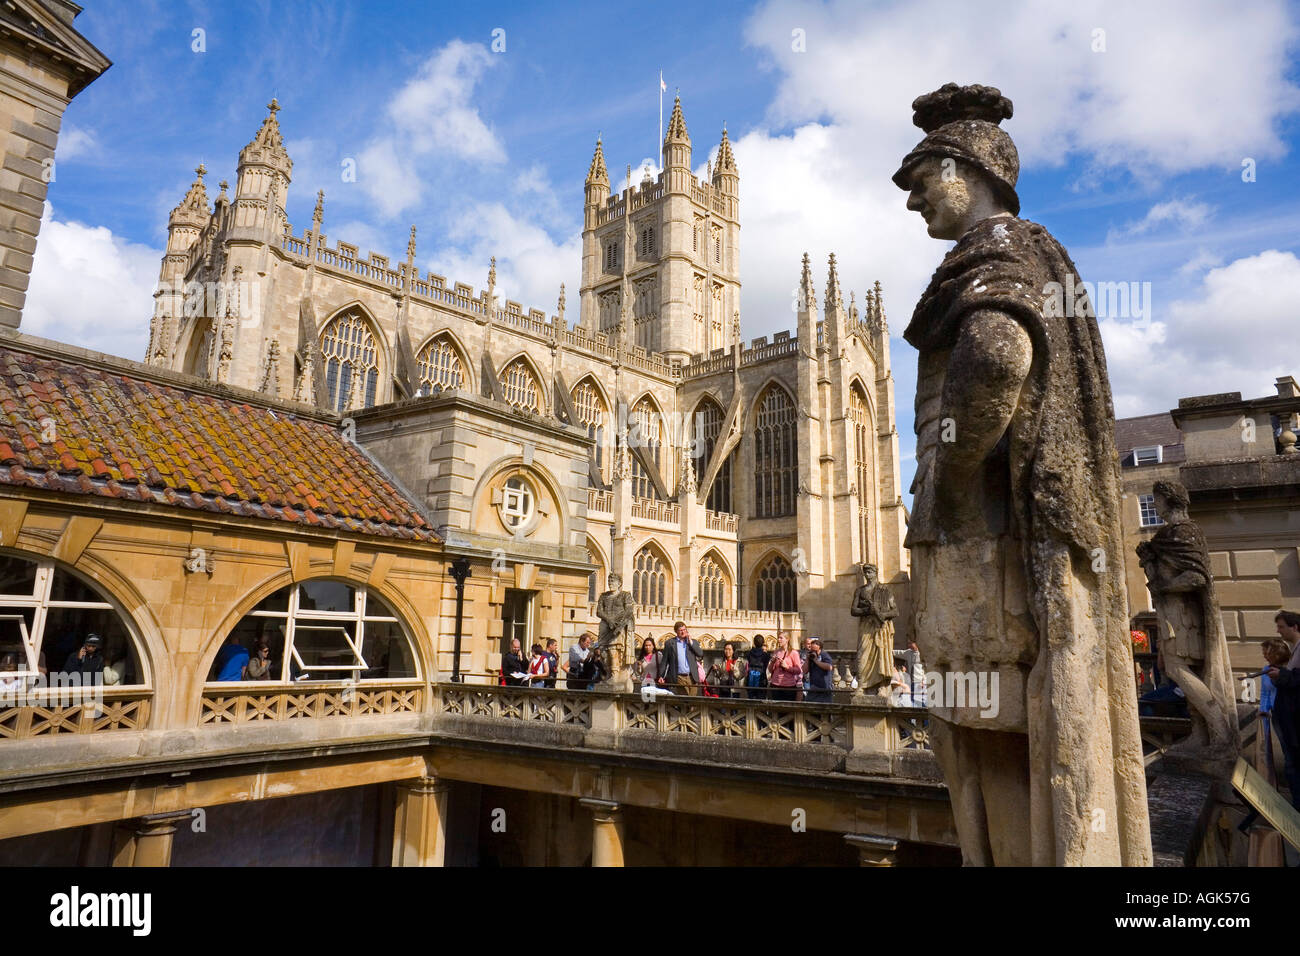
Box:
left=660, top=72, right=667, bottom=93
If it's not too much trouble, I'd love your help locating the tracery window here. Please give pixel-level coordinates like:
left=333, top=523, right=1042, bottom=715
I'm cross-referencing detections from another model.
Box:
left=321, top=312, right=379, bottom=412
left=698, top=553, right=730, bottom=610
left=416, top=335, right=466, bottom=395
left=754, top=555, right=797, bottom=613
left=572, top=379, right=608, bottom=480
left=693, top=398, right=731, bottom=513
left=753, top=385, right=797, bottom=518
left=632, top=545, right=669, bottom=607
left=630, top=398, right=664, bottom=500
left=850, top=385, right=873, bottom=560
left=208, top=580, right=416, bottom=683
left=502, top=358, right=541, bottom=412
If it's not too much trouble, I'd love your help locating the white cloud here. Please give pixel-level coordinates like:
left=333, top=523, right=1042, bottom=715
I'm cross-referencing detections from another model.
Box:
left=24, top=205, right=161, bottom=361
left=1108, top=199, right=1212, bottom=241
left=56, top=126, right=97, bottom=162
left=1102, top=250, right=1300, bottom=416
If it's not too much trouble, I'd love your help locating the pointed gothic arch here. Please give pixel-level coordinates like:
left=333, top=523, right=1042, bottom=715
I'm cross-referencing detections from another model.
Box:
left=498, top=351, right=545, bottom=413
left=571, top=375, right=611, bottom=481
left=691, top=394, right=733, bottom=513
left=631, top=540, right=674, bottom=608
left=319, top=305, right=386, bottom=413
left=585, top=534, right=609, bottom=604
left=752, top=551, right=797, bottom=613
left=414, top=329, right=473, bottom=395
left=752, top=381, right=798, bottom=518
left=849, top=380, right=876, bottom=563
left=697, top=547, right=733, bottom=610
left=628, top=393, right=666, bottom=500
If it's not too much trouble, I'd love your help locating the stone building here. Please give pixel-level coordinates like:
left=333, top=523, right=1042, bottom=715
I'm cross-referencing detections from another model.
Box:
left=1116, top=375, right=1300, bottom=670
left=141, top=95, right=910, bottom=664
left=0, top=0, right=110, bottom=328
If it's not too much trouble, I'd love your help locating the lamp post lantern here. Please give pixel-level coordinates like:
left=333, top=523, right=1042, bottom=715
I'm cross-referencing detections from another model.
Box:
left=448, top=556, right=472, bottom=682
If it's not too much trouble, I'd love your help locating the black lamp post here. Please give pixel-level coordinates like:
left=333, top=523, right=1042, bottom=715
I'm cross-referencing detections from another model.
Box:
left=448, top=556, right=472, bottom=683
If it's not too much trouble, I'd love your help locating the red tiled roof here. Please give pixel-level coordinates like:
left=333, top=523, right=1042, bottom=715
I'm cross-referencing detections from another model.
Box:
left=0, top=344, right=437, bottom=542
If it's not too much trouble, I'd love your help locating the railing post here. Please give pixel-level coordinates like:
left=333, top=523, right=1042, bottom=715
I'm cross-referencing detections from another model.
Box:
left=845, top=699, right=894, bottom=775
left=586, top=691, right=621, bottom=749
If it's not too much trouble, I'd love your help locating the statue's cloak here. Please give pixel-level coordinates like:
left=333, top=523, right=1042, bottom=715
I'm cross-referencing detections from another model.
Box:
left=905, top=215, right=1152, bottom=866
left=1147, top=520, right=1237, bottom=731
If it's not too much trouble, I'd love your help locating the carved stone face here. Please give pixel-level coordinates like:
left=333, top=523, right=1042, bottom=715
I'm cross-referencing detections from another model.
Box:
left=862, top=564, right=878, bottom=586
left=904, top=156, right=982, bottom=240
left=607, top=574, right=623, bottom=591
left=1152, top=491, right=1173, bottom=523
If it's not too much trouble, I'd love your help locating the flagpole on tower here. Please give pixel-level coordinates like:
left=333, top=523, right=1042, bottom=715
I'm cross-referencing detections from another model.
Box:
left=659, top=70, right=665, bottom=164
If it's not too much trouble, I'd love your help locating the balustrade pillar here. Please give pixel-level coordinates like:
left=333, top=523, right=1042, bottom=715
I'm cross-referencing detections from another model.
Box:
left=579, top=797, right=625, bottom=867
left=844, top=833, right=898, bottom=867
left=392, top=775, right=450, bottom=866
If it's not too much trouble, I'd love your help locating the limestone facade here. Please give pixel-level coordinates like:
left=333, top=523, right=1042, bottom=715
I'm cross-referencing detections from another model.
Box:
left=141, top=97, right=910, bottom=663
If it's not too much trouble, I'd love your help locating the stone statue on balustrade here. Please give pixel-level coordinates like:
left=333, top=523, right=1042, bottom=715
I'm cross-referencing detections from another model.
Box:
left=893, top=82, right=1151, bottom=865
left=595, top=572, right=636, bottom=690
left=851, top=563, right=898, bottom=697
left=1136, top=479, right=1239, bottom=775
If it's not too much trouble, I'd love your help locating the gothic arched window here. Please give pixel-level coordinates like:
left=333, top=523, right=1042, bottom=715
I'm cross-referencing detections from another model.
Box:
left=416, top=335, right=466, bottom=395
left=693, top=397, right=731, bottom=513
left=630, top=398, right=664, bottom=500
left=753, top=384, right=797, bottom=518
left=632, top=545, right=669, bottom=607
left=321, top=312, right=379, bottom=413
left=585, top=541, right=605, bottom=604
left=501, top=358, right=541, bottom=412
left=850, top=384, right=873, bottom=561
left=572, top=379, right=608, bottom=481
left=698, top=553, right=730, bottom=610
left=754, top=554, right=797, bottom=613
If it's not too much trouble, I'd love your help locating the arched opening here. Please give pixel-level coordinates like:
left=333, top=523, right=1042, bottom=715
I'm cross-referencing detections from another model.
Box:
left=631, top=543, right=672, bottom=607
left=850, top=382, right=874, bottom=562
left=182, top=317, right=213, bottom=378
left=697, top=550, right=732, bottom=610
left=571, top=377, right=609, bottom=483
left=692, top=396, right=732, bottom=513
left=501, top=356, right=542, bottom=412
left=0, top=551, right=146, bottom=687
left=629, top=396, right=664, bottom=500
left=415, top=333, right=468, bottom=395
left=585, top=536, right=606, bottom=604
left=753, top=553, right=797, bottom=613
left=320, top=311, right=381, bottom=412
left=206, top=579, right=418, bottom=683
left=753, top=383, right=797, bottom=518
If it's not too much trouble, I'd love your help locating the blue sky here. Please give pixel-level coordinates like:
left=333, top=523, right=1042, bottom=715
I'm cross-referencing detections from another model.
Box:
left=27, top=0, right=1300, bottom=502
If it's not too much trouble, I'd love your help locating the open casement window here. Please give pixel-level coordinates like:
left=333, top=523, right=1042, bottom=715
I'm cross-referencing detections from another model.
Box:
left=212, top=580, right=417, bottom=683
left=0, top=553, right=144, bottom=685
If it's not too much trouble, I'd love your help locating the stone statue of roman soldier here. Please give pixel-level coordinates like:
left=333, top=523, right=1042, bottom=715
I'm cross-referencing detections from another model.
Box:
left=595, top=572, right=635, bottom=689
left=1137, top=479, right=1239, bottom=772
left=893, top=83, right=1151, bottom=865
left=850, top=563, right=898, bottom=696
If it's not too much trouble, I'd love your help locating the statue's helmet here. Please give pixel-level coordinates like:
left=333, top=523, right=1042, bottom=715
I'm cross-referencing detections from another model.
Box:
left=892, top=83, right=1020, bottom=216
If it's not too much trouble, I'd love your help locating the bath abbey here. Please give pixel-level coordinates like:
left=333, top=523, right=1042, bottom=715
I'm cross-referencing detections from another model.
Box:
left=142, top=95, right=910, bottom=660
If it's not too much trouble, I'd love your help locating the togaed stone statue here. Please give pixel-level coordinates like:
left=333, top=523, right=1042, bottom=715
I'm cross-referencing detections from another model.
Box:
left=851, top=563, right=898, bottom=696
left=595, top=572, right=635, bottom=690
left=893, top=82, right=1151, bottom=865
left=1137, top=480, right=1239, bottom=774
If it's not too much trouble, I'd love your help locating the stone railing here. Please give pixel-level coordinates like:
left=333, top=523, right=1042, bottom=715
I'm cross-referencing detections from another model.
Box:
left=0, top=687, right=152, bottom=739
left=742, top=336, right=800, bottom=365
left=631, top=497, right=680, bottom=524
left=428, top=683, right=935, bottom=777
left=682, top=351, right=734, bottom=380
left=199, top=680, right=424, bottom=725
left=587, top=488, right=614, bottom=515
left=437, top=683, right=593, bottom=728
left=704, top=509, right=739, bottom=533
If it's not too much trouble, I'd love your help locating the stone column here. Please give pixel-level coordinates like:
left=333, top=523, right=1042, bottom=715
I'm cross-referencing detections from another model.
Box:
left=579, top=797, right=625, bottom=867
left=392, top=776, right=450, bottom=867
left=111, top=809, right=191, bottom=867
left=844, top=833, right=898, bottom=867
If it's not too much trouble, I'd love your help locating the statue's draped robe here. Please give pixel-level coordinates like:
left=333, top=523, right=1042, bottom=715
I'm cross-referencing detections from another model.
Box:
left=905, top=215, right=1152, bottom=866
left=1146, top=520, right=1237, bottom=743
left=855, top=583, right=897, bottom=688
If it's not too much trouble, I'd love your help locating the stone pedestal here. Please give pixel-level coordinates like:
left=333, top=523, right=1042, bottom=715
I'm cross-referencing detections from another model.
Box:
left=844, top=833, right=898, bottom=866
left=392, top=775, right=450, bottom=866
left=111, top=809, right=191, bottom=867
left=579, top=797, right=624, bottom=866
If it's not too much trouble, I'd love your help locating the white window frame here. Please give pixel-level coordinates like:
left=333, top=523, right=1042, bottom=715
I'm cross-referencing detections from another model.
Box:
left=1132, top=445, right=1163, bottom=466
left=501, top=476, right=535, bottom=530
left=236, top=582, right=407, bottom=683
left=1138, top=493, right=1164, bottom=528
left=0, top=555, right=145, bottom=684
